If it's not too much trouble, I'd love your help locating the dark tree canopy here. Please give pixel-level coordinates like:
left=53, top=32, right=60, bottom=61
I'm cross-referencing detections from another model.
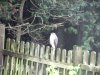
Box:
left=0, top=0, right=100, bottom=51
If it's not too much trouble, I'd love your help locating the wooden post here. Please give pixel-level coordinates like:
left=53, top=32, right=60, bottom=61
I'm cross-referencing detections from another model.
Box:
left=0, top=24, right=5, bottom=49
left=0, top=24, right=5, bottom=75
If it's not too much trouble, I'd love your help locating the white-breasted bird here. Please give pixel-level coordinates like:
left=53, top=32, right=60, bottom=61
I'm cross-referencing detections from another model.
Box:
left=49, top=32, right=58, bottom=49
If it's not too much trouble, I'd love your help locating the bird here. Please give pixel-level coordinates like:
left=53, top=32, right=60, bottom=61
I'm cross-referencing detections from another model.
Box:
left=49, top=32, right=58, bottom=49
left=49, top=32, right=58, bottom=57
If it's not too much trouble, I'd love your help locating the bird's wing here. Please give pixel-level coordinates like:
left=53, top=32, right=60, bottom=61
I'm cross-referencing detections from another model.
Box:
left=54, top=36, right=58, bottom=48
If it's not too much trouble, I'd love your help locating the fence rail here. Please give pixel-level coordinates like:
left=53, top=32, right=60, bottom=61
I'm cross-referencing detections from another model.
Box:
left=0, top=24, right=100, bottom=75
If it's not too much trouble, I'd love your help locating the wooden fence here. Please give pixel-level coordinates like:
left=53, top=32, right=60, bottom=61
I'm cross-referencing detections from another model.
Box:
left=0, top=24, right=100, bottom=75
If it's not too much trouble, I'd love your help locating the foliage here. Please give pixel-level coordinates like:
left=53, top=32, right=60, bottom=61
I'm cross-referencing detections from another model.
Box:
left=30, top=0, right=100, bottom=50
left=46, top=65, right=59, bottom=75
left=0, top=0, right=20, bottom=19
left=66, top=64, right=81, bottom=75
left=46, top=64, right=81, bottom=75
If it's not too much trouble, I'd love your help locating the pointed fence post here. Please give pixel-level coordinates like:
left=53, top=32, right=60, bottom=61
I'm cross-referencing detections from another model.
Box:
left=0, top=24, right=5, bottom=75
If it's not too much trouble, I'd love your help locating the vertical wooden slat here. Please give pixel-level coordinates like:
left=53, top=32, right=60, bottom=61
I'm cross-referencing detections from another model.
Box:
left=10, top=57, right=15, bottom=75
left=35, top=44, right=40, bottom=58
left=30, top=61, right=34, bottom=75
left=67, top=50, right=72, bottom=64
left=50, top=48, right=56, bottom=61
left=61, top=49, right=66, bottom=63
left=62, top=68, right=66, bottom=75
left=24, top=42, right=30, bottom=55
left=82, top=50, right=89, bottom=75
left=15, top=41, right=20, bottom=53
left=97, top=52, right=100, bottom=66
left=0, top=24, right=5, bottom=50
left=56, top=48, right=61, bottom=62
left=3, top=34, right=10, bottom=75
left=20, top=58, right=24, bottom=75
left=28, top=61, right=32, bottom=75
left=23, top=59, right=27, bottom=75
left=15, top=58, right=19, bottom=75
left=38, top=63, right=44, bottom=75
left=83, top=50, right=89, bottom=65
left=81, top=70, right=87, bottom=75
left=6, top=38, right=11, bottom=50
left=90, top=51, right=96, bottom=66
left=3, top=56, right=10, bottom=75
left=40, top=45, right=45, bottom=59
left=20, top=41, right=25, bottom=54
left=30, top=42, right=35, bottom=56
left=0, top=52, right=3, bottom=75
left=18, top=58, right=21, bottom=75
left=45, top=46, right=50, bottom=60
left=11, top=39, right=16, bottom=52
left=0, top=24, right=5, bottom=75
left=73, top=46, right=82, bottom=65
left=26, top=60, right=29, bottom=75
left=45, top=65, right=49, bottom=75
left=87, top=71, right=94, bottom=75
left=35, top=62, right=39, bottom=75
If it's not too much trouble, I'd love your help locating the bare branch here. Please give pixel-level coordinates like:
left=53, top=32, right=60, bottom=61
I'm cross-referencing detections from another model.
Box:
left=30, top=0, right=39, bottom=9
left=22, top=23, right=64, bottom=35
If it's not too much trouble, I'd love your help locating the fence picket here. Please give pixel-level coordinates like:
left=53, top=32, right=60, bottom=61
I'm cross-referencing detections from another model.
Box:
left=10, top=57, right=15, bottom=75
left=40, top=45, right=45, bottom=59
left=45, top=46, right=50, bottom=60
left=30, top=42, right=35, bottom=56
left=11, top=39, right=16, bottom=52
left=90, top=51, right=96, bottom=66
left=20, top=41, right=25, bottom=54
left=36, top=63, right=39, bottom=75
left=97, top=52, right=100, bottom=66
left=15, top=58, right=19, bottom=75
left=23, top=59, right=27, bottom=75
left=15, top=41, right=20, bottom=53
left=83, top=50, right=89, bottom=65
left=50, top=48, right=56, bottom=61
left=67, top=50, right=72, bottom=64
left=6, top=38, right=11, bottom=50
left=62, top=49, right=67, bottom=63
left=3, top=56, right=10, bottom=75
left=25, top=42, right=30, bottom=55
left=73, top=46, right=82, bottom=65
left=56, top=48, right=61, bottom=62
left=20, top=58, right=24, bottom=75
left=35, top=44, right=40, bottom=58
